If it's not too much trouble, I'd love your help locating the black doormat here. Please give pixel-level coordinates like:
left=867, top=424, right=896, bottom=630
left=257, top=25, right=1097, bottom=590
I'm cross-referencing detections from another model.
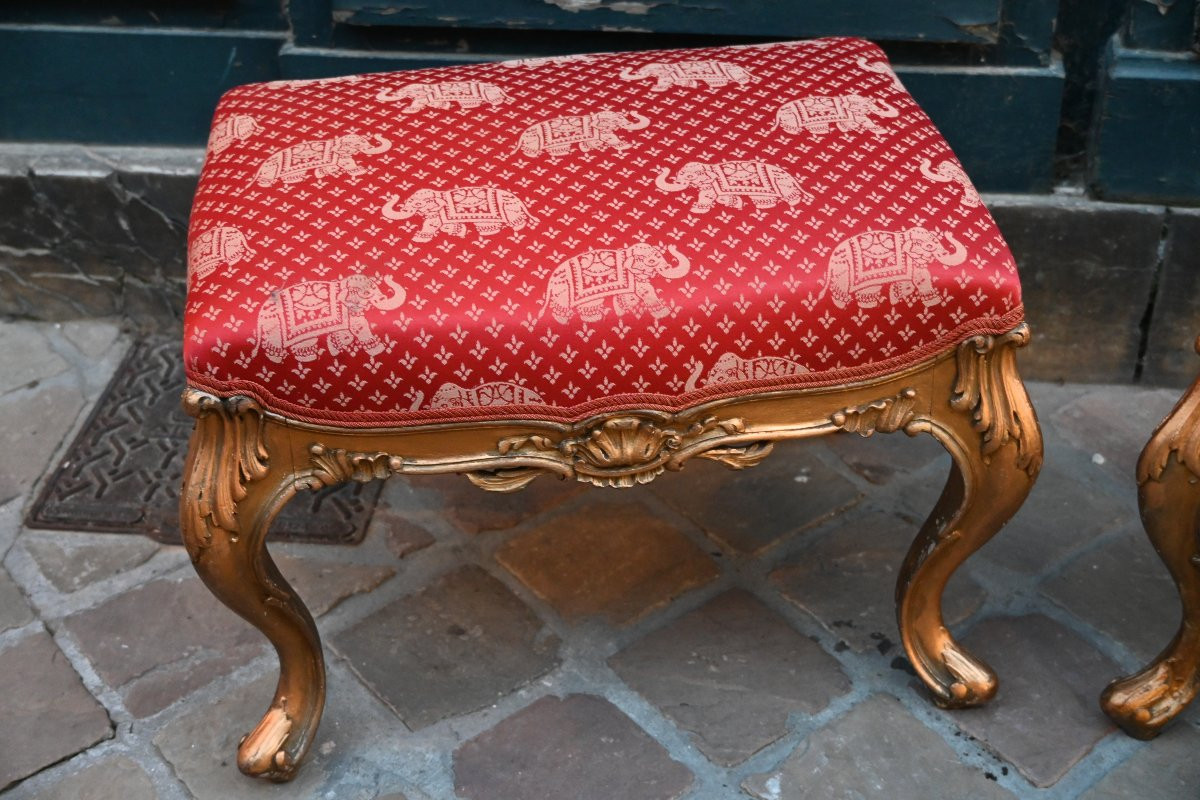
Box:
left=26, top=338, right=379, bottom=545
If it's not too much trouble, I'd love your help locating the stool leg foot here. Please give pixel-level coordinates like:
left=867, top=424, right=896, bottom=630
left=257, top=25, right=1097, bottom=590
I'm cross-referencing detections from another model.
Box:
left=897, top=329, right=1041, bottom=708
left=896, top=452, right=1033, bottom=707
left=179, top=393, right=324, bottom=782
left=1102, top=389, right=1200, bottom=738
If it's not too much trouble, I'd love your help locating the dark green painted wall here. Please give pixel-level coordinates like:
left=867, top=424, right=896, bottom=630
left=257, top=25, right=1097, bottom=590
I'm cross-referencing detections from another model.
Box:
left=0, top=1, right=1196, bottom=202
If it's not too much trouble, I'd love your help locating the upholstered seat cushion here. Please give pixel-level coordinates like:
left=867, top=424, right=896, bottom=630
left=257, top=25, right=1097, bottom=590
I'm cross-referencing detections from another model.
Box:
left=185, top=36, right=1022, bottom=427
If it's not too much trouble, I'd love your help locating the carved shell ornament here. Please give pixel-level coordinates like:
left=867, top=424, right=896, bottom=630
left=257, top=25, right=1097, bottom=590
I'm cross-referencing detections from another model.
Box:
left=498, top=415, right=756, bottom=488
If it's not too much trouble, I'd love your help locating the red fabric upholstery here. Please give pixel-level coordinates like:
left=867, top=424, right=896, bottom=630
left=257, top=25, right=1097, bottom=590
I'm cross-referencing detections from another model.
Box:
left=185, top=37, right=1023, bottom=428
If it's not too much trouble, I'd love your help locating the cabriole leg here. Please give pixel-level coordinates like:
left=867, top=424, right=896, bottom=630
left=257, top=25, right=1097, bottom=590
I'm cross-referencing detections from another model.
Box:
left=179, top=391, right=325, bottom=781
left=897, top=326, right=1043, bottom=707
left=1103, top=368, right=1200, bottom=738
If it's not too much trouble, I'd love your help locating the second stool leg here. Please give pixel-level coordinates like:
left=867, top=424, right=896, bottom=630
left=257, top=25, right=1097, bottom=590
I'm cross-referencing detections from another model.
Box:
left=1103, top=373, right=1200, bottom=738
left=897, top=327, right=1042, bottom=708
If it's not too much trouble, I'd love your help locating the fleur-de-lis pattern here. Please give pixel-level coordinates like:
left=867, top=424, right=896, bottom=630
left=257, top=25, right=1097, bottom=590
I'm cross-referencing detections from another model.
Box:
left=185, top=36, right=1022, bottom=427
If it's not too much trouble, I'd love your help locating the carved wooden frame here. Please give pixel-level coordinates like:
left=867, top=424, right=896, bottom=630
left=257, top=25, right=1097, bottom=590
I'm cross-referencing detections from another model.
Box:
left=180, top=323, right=1041, bottom=781
left=1102, top=338, right=1200, bottom=739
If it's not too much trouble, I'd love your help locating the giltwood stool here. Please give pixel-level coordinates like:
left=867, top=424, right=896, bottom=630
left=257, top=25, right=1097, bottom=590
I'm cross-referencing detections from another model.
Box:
left=1103, top=338, right=1200, bottom=737
left=182, top=36, right=1042, bottom=780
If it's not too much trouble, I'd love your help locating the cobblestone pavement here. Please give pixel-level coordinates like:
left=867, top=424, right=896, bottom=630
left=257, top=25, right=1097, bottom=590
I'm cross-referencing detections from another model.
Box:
left=1, top=318, right=1198, bottom=799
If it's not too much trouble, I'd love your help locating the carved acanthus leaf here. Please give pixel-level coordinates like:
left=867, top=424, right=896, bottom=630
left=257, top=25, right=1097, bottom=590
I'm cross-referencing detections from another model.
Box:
left=950, top=324, right=1042, bottom=476
left=1138, top=343, right=1200, bottom=483
left=181, top=389, right=270, bottom=545
left=697, top=441, right=775, bottom=470
left=305, top=444, right=402, bottom=489
left=831, top=388, right=918, bottom=436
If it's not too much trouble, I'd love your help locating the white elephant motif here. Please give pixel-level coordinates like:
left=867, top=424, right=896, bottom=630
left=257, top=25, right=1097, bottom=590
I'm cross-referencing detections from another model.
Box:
left=685, top=353, right=810, bottom=391
left=654, top=160, right=813, bottom=213
left=855, top=56, right=906, bottom=92
left=381, top=186, right=538, bottom=242
left=189, top=225, right=255, bottom=281
left=207, top=115, right=262, bottom=156
left=513, top=110, right=651, bottom=157
left=919, top=157, right=981, bottom=208
left=375, top=81, right=511, bottom=113
left=618, top=60, right=756, bottom=92
left=539, top=243, right=690, bottom=324
left=254, top=133, right=391, bottom=186
left=251, top=275, right=406, bottom=363
left=415, top=381, right=544, bottom=410
left=823, top=227, right=967, bottom=310
left=501, top=54, right=593, bottom=68
left=773, top=94, right=900, bottom=136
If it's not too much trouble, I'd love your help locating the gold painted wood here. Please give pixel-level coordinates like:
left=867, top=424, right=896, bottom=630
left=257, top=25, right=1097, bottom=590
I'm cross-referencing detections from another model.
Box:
left=180, top=323, right=1041, bottom=780
left=1102, top=338, right=1200, bottom=739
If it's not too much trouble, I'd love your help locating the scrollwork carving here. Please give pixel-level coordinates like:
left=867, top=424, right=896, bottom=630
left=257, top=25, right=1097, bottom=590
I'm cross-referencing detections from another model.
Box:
left=305, top=444, right=402, bottom=489
left=951, top=323, right=1042, bottom=476
left=181, top=389, right=269, bottom=546
left=831, top=388, right=918, bottom=435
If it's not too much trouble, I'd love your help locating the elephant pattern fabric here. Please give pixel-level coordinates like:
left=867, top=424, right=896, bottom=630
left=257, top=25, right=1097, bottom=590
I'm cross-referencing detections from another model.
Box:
left=773, top=94, right=900, bottom=136
left=207, top=115, right=262, bottom=156
left=188, top=225, right=256, bottom=281
left=654, top=160, right=814, bottom=212
left=513, top=110, right=652, bottom=157
left=254, top=134, right=391, bottom=186
left=618, top=60, right=757, bottom=91
left=185, top=36, right=1023, bottom=427
left=376, top=81, right=512, bottom=113
left=382, top=186, right=539, bottom=242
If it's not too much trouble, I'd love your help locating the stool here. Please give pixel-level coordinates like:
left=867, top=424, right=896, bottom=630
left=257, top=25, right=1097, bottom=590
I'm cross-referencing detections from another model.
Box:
left=182, top=36, right=1042, bottom=780
left=1102, top=338, right=1200, bottom=737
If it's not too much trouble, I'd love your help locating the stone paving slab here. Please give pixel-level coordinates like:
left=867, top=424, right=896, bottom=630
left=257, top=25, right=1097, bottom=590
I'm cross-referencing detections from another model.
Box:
left=454, top=694, right=693, bottom=800
left=495, top=498, right=719, bottom=626
left=0, top=631, right=112, bottom=790
left=651, top=445, right=862, bottom=554
left=331, top=565, right=560, bottom=730
left=22, top=534, right=159, bottom=594
left=154, top=667, right=400, bottom=800
left=61, top=557, right=392, bottom=719
left=953, top=615, right=1120, bottom=788
left=742, top=694, right=1015, bottom=800
left=1041, top=527, right=1180, bottom=663
left=0, top=566, right=33, bottom=632
left=1051, top=386, right=1182, bottom=484
left=401, top=473, right=583, bottom=536
left=25, top=756, right=156, bottom=800
left=973, top=459, right=1134, bottom=575
left=1080, top=719, right=1200, bottom=799
left=823, top=429, right=947, bottom=486
left=770, top=508, right=985, bottom=654
left=0, top=320, right=124, bottom=506
left=609, top=589, right=851, bottom=766
left=61, top=576, right=268, bottom=717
